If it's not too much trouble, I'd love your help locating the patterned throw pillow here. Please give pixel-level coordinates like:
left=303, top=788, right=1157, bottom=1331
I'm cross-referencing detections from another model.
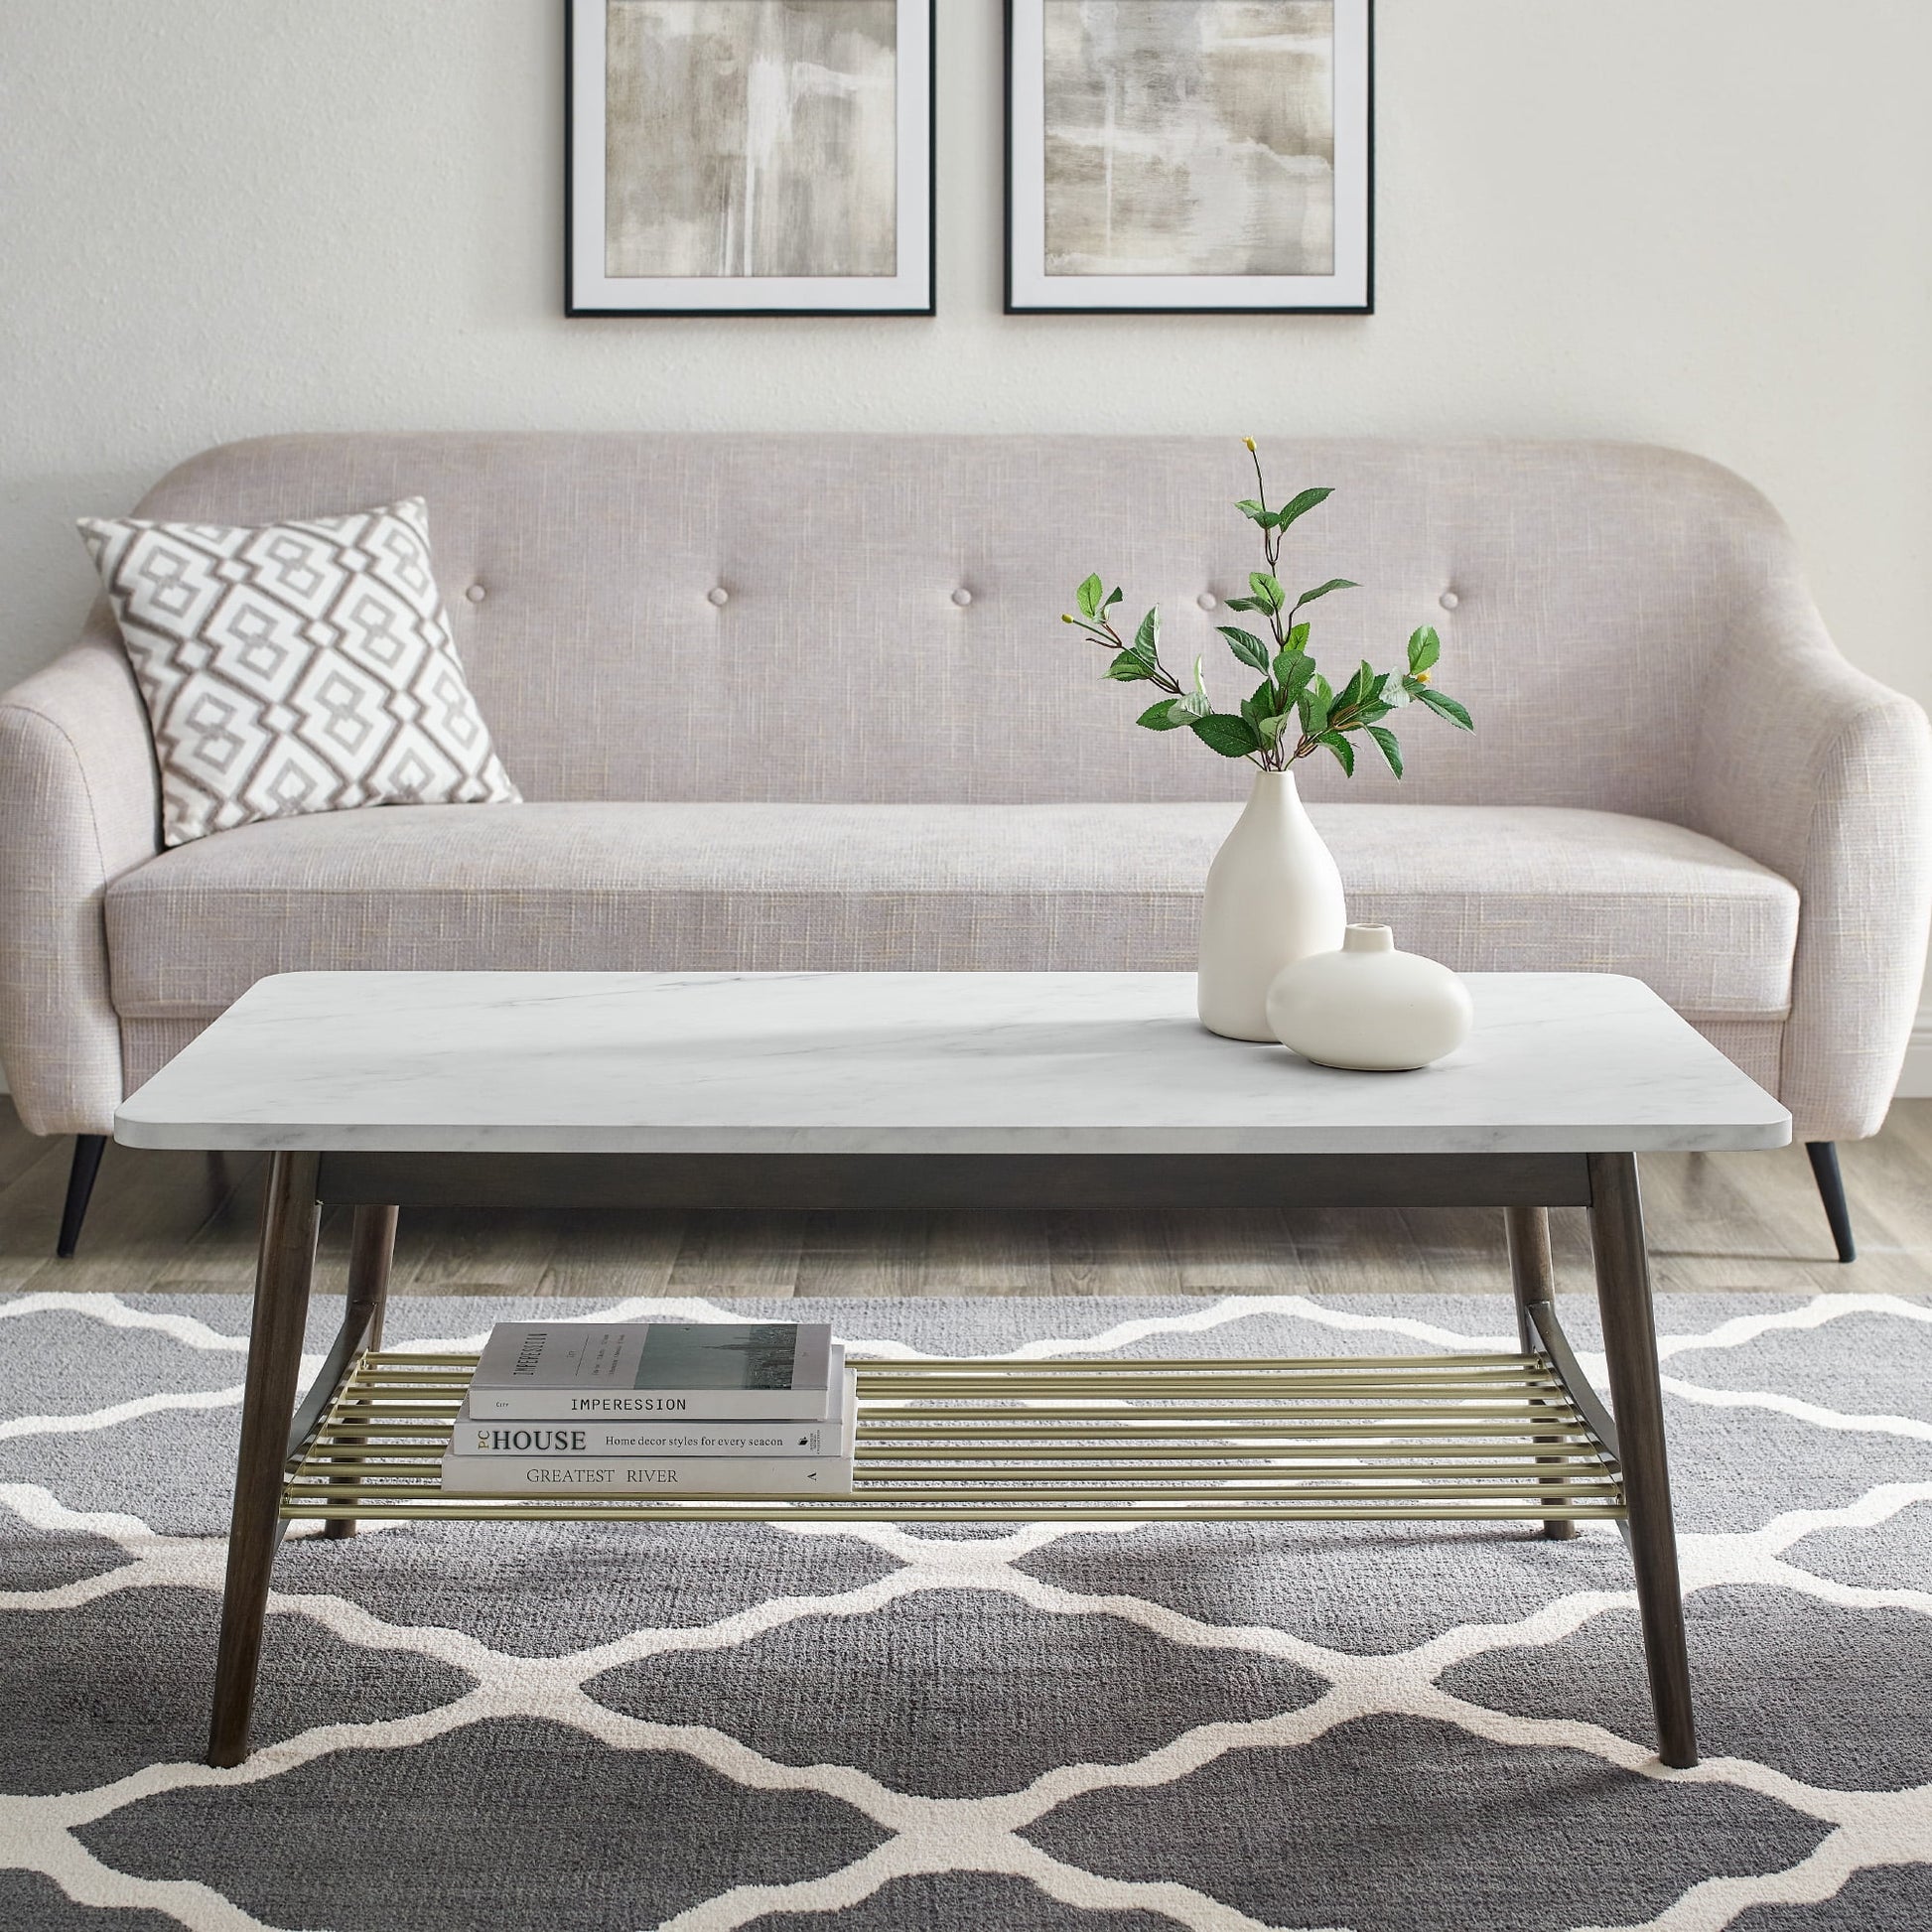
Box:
left=78, top=497, right=520, bottom=846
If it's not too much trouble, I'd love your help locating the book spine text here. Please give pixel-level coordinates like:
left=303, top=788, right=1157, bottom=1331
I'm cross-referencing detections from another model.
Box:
left=438, top=1453, right=854, bottom=1498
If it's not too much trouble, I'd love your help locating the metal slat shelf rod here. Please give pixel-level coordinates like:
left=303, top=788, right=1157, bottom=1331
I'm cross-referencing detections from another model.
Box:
left=279, top=1350, right=1626, bottom=1528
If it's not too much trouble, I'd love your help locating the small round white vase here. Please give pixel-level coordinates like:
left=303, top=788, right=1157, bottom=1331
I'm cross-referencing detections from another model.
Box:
left=1197, top=770, right=1348, bottom=1042
left=1265, top=924, right=1473, bottom=1071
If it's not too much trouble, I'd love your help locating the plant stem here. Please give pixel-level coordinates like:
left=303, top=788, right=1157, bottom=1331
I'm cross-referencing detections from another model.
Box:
left=1248, top=445, right=1290, bottom=650
left=1248, top=443, right=1280, bottom=573
left=1073, top=612, right=1181, bottom=695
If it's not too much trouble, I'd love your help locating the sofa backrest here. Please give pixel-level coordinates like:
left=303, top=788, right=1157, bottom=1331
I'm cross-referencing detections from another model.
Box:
left=116, top=434, right=1802, bottom=812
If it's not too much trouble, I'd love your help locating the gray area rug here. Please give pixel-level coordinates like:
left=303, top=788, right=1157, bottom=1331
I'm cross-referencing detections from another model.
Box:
left=2, top=1287, right=1929, bottom=1932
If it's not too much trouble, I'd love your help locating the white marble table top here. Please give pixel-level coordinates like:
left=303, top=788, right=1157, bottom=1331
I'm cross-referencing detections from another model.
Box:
left=113, top=971, right=1790, bottom=1157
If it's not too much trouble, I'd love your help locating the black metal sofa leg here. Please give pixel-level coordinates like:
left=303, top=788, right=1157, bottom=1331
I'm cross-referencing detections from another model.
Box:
left=1805, top=1142, right=1856, bottom=1264
left=57, top=1134, right=107, bottom=1259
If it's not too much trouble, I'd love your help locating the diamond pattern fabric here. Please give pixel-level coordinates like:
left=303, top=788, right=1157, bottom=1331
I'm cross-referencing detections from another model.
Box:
left=78, top=498, right=519, bottom=846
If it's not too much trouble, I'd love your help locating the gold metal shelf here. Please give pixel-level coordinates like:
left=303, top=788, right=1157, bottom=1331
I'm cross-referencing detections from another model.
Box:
left=282, top=1351, right=1626, bottom=1525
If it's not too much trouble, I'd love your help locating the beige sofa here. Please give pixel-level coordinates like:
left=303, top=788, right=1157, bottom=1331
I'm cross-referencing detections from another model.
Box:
left=3, top=434, right=1928, bottom=1254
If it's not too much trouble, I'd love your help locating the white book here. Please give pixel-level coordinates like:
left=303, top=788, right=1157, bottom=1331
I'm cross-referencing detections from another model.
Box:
left=436, top=1452, right=854, bottom=1499
left=451, top=1369, right=852, bottom=1458
left=441, top=1372, right=858, bottom=1498
left=467, top=1321, right=839, bottom=1420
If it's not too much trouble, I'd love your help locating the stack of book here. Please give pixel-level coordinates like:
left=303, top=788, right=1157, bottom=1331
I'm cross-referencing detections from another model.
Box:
left=440, top=1319, right=855, bottom=1498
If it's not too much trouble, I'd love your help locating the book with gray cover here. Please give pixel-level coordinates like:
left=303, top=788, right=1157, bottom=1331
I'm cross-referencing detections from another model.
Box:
left=441, top=1369, right=858, bottom=1497
left=468, top=1321, right=838, bottom=1421
left=450, top=1366, right=851, bottom=1457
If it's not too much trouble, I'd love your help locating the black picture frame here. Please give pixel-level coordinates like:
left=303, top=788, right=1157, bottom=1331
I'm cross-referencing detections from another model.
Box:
left=1004, top=0, right=1374, bottom=317
left=566, top=0, right=937, bottom=319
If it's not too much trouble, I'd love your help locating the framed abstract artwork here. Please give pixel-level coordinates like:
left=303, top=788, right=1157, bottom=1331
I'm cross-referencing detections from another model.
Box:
left=1005, top=0, right=1372, bottom=315
left=567, top=0, right=935, bottom=316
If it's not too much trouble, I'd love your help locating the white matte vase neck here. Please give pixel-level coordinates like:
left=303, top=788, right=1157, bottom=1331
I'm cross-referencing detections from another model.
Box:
left=1196, top=770, right=1347, bottom=1041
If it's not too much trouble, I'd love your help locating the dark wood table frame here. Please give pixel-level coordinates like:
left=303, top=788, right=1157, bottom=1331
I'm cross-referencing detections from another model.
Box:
left=208, top=1148, right=1694, bottom=1770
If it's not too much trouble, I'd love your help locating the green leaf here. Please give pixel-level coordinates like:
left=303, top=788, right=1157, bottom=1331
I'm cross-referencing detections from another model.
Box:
left=1318, top=730, right=1356, bottom=775
left=1366, top=725, right=1404, bottom=776
left=1273, top=485, right=1333, bottom=533
left=1248, top=572, right=1286, bottom=614
left=1104, top=585, right=1124, bottom=610
left=1287, top=578, right=1359, bottom=623
left=1275, top=652, right=1316, bottom=703
left=1302, top=575, right=1359, bottom=603
left=1408, top=624, right=1442, bottom=675
left=1168, top=656, right=1213, bottom=722
left=1217, top=625, right=1272, bottom=673
left=1189, top=713, right=1264, bottom=759
left=1077, top=574, right=1104, bottom=620
left=1222, top=596, right=1263, bottom=614
left=1136, top=608, right=1162, bottom=656
left=1288, top=621, right=1311, bottom=650
left=1136, top=699, right=1186, bottom=731
left=1416, top=688, right=1474, bottom=731
left=1333, top=659, right=1375, bottom=713
left=1257, top=712, right=1291, bottom=745
left=1299, top=673, right=1333, bottom=739
left=1239, top=677, right=1281, bottom=731
left=1235, top=498, right=1270, bottom=525
left=1107, top=650, right=1154, bottom=682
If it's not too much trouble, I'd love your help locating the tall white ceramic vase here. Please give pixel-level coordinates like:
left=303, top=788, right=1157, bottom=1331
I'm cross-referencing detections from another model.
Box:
left=1197, top=770, right=1347, bottom=1041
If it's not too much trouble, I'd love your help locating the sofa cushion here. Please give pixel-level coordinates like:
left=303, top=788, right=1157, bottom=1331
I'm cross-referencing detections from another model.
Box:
left=104, top=800, right=1798, bottom=1027
left=78, top=497, right=519, bottom=845
left=108, top=434, right=1798, bottom=820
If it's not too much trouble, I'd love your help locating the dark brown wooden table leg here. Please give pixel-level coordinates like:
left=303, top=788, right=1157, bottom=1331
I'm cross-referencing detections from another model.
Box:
left=207, top=1150, right=320, bottom=1768
left=1587, top=1151, right=1697, bottom=1769
left=1504, top=1204, right=1581, bottom=1542
left=322, top=1204, right=399, bottom=1542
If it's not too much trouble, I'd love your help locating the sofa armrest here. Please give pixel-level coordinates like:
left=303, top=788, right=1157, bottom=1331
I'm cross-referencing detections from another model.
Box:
left=1692, top=583, right=1932, bottom=1140
left=0, top=634, right=161, bottom=1135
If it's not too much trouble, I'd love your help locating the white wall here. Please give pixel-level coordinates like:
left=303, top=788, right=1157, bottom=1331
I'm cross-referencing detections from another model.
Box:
left=4, top=1, right=1931, bottom=1059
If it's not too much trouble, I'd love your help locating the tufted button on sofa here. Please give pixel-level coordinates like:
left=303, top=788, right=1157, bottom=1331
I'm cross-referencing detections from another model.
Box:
left=1, top=433, right=1927, bottom=1249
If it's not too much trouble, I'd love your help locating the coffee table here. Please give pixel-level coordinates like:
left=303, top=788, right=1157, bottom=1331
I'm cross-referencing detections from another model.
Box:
left=114, top=970, right=1790, bottom=1771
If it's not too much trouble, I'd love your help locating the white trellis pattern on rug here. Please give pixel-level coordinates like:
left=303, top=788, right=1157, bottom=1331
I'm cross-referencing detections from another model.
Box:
left=1, top=1290, right=1929, bottom=1932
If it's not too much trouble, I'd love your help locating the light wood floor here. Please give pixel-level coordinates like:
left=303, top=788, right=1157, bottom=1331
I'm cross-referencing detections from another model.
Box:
left=5, top=1098, right=1929, bottom=1302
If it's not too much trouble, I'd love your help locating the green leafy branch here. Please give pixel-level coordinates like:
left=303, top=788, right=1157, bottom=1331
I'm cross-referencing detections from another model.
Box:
left=1061, top=440, right=1474, bottom=774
